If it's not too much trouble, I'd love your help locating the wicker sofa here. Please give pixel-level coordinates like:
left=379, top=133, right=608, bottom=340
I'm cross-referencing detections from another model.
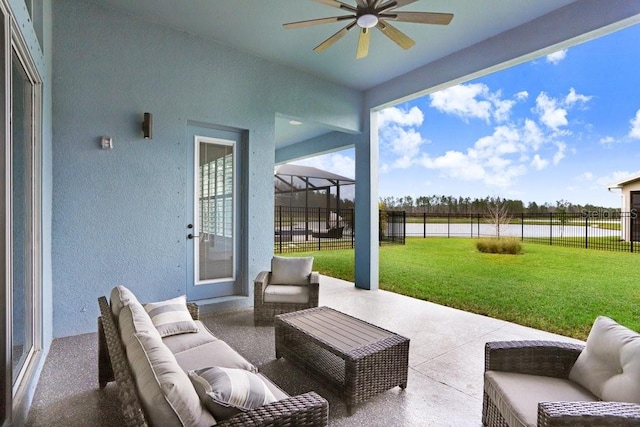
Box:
left=98, top=286, right=328, bottom=426
left=483, top=316, right=640, bottom=426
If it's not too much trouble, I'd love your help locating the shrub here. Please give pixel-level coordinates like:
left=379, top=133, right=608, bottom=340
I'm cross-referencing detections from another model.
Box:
left=476, top=238, right=523, bottom=255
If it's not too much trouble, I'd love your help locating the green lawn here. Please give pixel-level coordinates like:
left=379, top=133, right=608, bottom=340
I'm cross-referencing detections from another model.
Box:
left=287, top=238, right=640, bottom=340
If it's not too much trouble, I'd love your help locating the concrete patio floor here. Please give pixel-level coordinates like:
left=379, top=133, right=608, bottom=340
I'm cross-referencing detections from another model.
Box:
left=27, top=275, right=583, bottom=426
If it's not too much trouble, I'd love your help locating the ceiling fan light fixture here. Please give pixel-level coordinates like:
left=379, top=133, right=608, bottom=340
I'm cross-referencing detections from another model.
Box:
left=283, top=1, right=454, bottom=58
left=356, top=13, right=378, bottom=29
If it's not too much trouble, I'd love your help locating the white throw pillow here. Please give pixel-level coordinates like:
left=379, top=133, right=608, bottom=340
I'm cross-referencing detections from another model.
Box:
left=144, top=295, right=199, bottom=337
left=569, top=316, right=640, bottom=403
left=270, top=256, right=313, bottom=285
left=189, top=366, right=277, bottom=420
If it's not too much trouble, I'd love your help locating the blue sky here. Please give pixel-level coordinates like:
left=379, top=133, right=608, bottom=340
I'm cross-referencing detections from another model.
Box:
left=293, top=23, right=640, bottom=208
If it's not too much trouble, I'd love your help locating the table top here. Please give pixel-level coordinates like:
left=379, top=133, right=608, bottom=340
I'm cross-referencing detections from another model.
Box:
left=276, top=306, right=406, bottom=354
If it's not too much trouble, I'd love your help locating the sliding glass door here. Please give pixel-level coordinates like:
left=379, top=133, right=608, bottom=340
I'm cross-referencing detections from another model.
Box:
left=11, top=41, right=41, bottom=397
left=1, top=3, right=42, bottom=423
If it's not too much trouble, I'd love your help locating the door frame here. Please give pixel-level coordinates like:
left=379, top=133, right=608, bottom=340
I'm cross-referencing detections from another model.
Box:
left=631, top=191, right=640, bottom=242
left=185, top=122, right=247, bottom=301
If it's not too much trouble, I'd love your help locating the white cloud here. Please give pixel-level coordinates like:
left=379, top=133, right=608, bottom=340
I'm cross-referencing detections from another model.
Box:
left=629, top=109, right=640, bottom=139
left=534, top=92, right=568, bottom=130
left=428, top=83, right=523, bottom=124
left=565, top=87, right=592, bottom=107
left=378, top=106, right=423, bottom=128
left=546, top=49, right=568, bottom=65
left=379, top=84, right=586, bottom=190
left=553, top=142, right=566, bottom=165
left=385, top=127, right=424, bottom=157
left=378, top=106, right=427, bottom=170
left=491, top=97, right=516, bottom=123
left=418, top=150, right=486, bottom=181
left=417, top=122, right=557, bottom=188
left=533, top=89, right=591, bottom=131
left=579, top=172, right=594, bottom=181
left=531, top=154, right=549, bottom=170
left=291, top=150, right=355, bottom=179
left=599, top=136, right=616, bottom=145
left=469, top=125, right=521, bottom=160
left=429, top=83, right=492, bottom=122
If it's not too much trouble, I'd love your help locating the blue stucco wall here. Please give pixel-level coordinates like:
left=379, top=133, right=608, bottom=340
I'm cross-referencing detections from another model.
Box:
left=52, top=0, right=363, bottom=338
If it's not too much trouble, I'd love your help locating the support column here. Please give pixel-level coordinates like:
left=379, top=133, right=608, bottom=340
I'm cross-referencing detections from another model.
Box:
left=354, top=110, right=378, bottom=290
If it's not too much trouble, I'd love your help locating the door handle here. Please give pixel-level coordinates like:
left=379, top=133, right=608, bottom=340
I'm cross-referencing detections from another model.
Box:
left=187, top=234, right=197, bottom=239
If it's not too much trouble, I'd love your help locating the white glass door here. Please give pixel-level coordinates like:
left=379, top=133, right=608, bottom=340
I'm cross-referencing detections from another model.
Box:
left=186, top=124, right=243, bottom=300
left=196, top=138, right=235, bottom=283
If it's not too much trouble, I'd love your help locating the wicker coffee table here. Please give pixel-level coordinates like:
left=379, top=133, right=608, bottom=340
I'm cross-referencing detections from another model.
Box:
left=275, top=306, right=409, bottom=414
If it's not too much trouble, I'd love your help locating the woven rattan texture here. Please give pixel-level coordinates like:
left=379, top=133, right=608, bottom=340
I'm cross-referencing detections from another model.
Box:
left=485, top=341, right=583, bottom=379
left=275, top=306, right=409, bottom=413
left=97, top=295, right=329, bottom=426
left=254, top=271, right=320, bottom=324
left=97, top=296, right=148, bottom=427
left=483, top=340, right=640, bottom=426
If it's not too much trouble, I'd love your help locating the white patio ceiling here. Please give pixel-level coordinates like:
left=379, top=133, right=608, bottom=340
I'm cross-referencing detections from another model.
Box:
left=86, top=0, right=579, bottom=90
left=85, top=0, right=640, bottom=147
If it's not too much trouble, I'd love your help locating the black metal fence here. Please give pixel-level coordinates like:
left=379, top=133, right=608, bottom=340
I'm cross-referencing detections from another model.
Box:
left=402, top=211, right=639, bottom=253
left=274, top=207, right=406, bottom=253
left=380, top=210, right=406, bottom=245
left=275, top=206, right=354, bottom=253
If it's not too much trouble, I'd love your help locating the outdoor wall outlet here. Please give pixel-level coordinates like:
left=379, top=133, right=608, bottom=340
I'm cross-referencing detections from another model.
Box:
left=101, top=136, right=113, bottom=150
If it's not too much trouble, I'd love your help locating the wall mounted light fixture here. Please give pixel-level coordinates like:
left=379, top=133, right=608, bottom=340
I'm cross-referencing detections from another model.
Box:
left=142, top=112, right=153, bottom=139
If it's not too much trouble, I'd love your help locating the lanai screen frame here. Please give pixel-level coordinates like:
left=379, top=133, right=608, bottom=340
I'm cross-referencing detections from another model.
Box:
left=275, top=164, right=355, bottom=213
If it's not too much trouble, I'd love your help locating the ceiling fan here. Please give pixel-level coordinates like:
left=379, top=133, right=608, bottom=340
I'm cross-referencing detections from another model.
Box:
left=283, top=0, right=454, bottom=59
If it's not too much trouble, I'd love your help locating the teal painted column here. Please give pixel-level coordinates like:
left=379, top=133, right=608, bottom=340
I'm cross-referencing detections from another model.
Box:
left=354, top=110, right=378, bottom=290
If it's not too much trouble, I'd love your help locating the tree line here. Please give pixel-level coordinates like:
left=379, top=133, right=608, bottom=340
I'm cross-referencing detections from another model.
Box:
left=379, top=195, right=618, bottom=215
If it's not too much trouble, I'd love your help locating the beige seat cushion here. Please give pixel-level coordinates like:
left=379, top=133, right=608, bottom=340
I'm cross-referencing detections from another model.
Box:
left=263, top=284, right=309, bottom=304
left=569, top=316, right=640, bottom=403
left=162, top=320, right=218, bottom=354
left=484, top=371, right=598, bottom=427
left=124, top=330, right=216, bottom=427
left=270, top=256, right=313, bottom=285
left=173, top=339, right=258, bottom=374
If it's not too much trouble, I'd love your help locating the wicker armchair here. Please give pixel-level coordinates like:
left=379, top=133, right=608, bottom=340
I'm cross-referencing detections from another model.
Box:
left=254, top=270, right=319, bottom=324
left=483, top=340, right=640, bottom=426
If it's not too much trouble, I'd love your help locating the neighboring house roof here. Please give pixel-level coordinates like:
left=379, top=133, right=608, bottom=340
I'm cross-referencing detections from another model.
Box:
left=609, top=173, right=640, bottom=189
